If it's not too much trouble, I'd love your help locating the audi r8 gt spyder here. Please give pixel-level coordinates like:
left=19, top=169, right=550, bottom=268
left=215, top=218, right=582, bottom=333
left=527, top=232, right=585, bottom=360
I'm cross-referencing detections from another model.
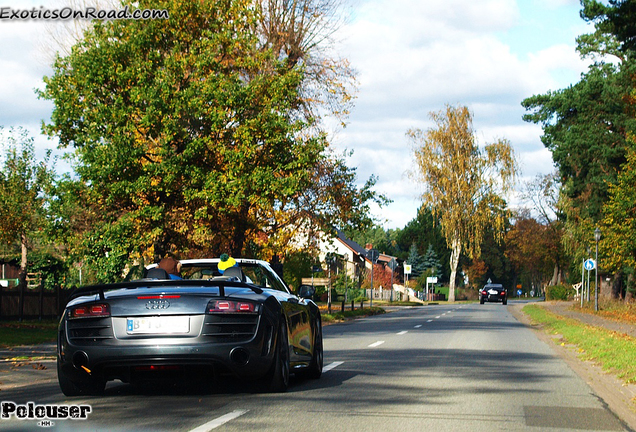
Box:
left=479, top=283, right=507, bottom=305
left=57, top=258, right=323, bottom=396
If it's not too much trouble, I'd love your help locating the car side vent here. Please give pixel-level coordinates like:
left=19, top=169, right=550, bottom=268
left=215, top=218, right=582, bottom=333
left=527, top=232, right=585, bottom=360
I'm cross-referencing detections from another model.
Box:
left=67, top=317, right=114, bottom=344
left=202, top=314, right=259, bottom=343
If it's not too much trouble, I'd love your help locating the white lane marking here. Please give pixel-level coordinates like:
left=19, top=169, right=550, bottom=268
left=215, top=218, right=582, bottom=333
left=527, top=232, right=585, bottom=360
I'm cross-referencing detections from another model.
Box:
left=435, top=316, right=441, bottom=319
left=323, top=361, right=344, bottom=372
left=447, top=311, right=452, bottom=313
left=427, top=319, right=433, bottom=323
left=414, top=325, right=422, bottom=328
left=397, top=331, right=408, bottom=335
left=368, top=341, right=385, bottom=348
left=189, top=410, right=249, bottom=432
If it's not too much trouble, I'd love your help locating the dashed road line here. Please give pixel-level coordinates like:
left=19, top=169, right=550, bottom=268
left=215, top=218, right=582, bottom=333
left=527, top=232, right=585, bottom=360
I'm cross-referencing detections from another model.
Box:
left=323, top=361, right=344, bottom=372
left=435, top=316, right=441, bottom=319
left=414, top=325, right=422, bottom=328
left=368, top=341, right=385, bottom=348
left=189, top=410, right=249, bottom=432
left=396, top=331, right=408, bottom=335
left=427, top=319, right=433, bottom=323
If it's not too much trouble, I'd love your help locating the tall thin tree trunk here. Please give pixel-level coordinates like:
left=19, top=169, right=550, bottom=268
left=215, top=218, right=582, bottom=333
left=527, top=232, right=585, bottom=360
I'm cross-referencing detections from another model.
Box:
left=18, top=233, right=28, bottom=288
left=448, top=237, right=461, bottom=303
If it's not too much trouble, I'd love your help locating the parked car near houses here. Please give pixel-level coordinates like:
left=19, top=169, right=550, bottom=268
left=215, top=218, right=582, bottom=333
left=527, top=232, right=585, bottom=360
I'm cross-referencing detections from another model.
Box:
left=479, top=283, right=507, bottom=305
left=57, top=258, right=323, bottom=396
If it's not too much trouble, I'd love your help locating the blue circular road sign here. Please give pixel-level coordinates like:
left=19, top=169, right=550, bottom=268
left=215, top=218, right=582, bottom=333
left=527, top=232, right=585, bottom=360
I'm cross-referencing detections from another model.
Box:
left=584, top=259, right=596, bottom=271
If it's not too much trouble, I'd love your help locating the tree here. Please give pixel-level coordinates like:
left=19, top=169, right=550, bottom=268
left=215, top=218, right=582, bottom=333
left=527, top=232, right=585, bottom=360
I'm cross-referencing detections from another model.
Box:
left=408, top=105, right=518, bottom=302
left=505, top=210, right=554, bottom=294
left=256, top=0, right=356, bottom=124
left=397, top=206, right=450, bottom=280
left=601, top=143, right=636, bottom=297
left=422, top=244, right=442, bottom=280
left=0, top=128, right=54, bottom=290
left=522, top=173, right=565, bottom=285
left=578, top=0, right=636, bottom=58
left=40, top=0, right=382, bottom=281
left=406, top=242, right=425, bottom=279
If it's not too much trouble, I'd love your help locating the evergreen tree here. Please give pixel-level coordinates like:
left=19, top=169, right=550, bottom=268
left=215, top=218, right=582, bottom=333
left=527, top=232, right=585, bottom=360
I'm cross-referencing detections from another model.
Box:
left=422, top=243, right=442, bottom=279
left=407, top=242, right=425, bottom=278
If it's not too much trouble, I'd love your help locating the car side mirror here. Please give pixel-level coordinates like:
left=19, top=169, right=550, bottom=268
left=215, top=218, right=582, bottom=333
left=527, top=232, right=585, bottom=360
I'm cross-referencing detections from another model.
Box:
left=298, top=285, right=315, bottom=299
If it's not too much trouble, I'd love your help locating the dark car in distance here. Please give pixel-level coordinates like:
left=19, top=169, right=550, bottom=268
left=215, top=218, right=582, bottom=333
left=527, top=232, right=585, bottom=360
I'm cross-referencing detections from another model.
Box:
left=479, top=283, right=507, bottom=305
left=57, top=258, right=323, bottom=396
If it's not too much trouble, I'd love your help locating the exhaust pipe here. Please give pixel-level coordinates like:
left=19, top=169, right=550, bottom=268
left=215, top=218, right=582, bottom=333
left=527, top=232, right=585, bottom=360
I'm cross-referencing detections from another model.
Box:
left=72, top=351, right=91, bottom=373
left=229, top=347, right=250, bottom=366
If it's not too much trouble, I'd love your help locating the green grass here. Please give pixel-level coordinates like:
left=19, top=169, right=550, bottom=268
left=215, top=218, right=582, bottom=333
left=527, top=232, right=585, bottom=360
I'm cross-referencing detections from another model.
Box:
left=523, top=304, right=636, bottom=384
left=321, top=307, right=386, bottom=323
left=0, top=320, right=58, bottom=347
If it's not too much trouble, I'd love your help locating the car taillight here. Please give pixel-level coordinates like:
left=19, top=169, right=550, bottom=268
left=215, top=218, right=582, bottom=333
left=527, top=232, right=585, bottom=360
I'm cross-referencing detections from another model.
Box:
left=69, top=303, right=110, bottom=319
left=207, top=300, right=258, bottom=313
left=481, top=291, right=487, bottom=295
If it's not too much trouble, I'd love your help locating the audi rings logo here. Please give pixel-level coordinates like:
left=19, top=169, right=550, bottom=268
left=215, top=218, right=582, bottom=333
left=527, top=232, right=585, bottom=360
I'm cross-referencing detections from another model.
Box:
left=146, top=300, right=170, bottom=310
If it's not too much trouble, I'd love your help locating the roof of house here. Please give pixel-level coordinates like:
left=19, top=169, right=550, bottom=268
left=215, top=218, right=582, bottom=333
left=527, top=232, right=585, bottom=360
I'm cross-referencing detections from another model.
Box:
left=335, top=228, right=368, bottom=258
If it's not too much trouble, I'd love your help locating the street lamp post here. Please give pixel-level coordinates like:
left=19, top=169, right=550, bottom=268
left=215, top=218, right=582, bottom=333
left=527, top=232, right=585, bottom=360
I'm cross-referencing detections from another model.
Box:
left=343, top=253, right=349, bottom=304
left=595, top=227, right=601, bottom=312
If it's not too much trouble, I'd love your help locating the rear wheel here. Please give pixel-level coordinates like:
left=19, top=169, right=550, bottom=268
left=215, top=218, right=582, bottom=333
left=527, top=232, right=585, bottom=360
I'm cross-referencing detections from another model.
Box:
left=479, top=297, right=484, bottom=304
left=57, top=360, right=106, bottom=396
left=263, top=320, right=290, bottom=392
left=300, top=317, right=323, bottom=379
left=502, top=298, right=507, bottom=305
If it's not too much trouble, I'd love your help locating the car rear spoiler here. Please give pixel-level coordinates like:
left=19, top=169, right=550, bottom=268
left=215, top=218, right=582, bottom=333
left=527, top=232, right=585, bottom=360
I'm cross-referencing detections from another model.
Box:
left=67, top=279, right=263, bottom=302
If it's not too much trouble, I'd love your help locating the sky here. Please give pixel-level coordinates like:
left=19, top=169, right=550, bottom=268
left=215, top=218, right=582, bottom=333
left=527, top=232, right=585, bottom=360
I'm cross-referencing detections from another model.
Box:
left=0, top=0, right=593, bottom=229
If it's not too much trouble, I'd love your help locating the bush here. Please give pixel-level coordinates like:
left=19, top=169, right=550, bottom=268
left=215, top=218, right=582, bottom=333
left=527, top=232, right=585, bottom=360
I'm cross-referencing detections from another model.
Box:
left=545, top=284, right=576, bottom=301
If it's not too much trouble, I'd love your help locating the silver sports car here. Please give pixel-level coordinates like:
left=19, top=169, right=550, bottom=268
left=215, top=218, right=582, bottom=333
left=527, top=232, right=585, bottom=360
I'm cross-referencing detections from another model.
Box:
left=57, top=258, right=323, bottom=395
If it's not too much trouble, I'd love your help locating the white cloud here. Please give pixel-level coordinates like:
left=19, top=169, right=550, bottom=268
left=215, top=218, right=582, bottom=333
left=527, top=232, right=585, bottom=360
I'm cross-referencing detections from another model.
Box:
left=330, top=0, right=588, bottom=228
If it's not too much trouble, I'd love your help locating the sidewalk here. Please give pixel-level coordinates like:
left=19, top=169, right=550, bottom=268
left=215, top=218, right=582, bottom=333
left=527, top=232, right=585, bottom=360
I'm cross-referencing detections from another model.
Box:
left=0, top=342, right=56, bottom=391
left=540, top=300, right=636, bottom=338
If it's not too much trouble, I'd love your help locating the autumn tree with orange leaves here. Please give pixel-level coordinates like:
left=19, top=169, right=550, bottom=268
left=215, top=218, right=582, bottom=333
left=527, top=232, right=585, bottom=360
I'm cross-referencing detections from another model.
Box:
left=408, top=105, right=518, bottom=302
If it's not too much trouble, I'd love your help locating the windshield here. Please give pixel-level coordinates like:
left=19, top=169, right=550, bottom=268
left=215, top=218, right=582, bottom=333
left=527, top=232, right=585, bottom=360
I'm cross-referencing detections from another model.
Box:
left=179, top=262, right=289, bottom=293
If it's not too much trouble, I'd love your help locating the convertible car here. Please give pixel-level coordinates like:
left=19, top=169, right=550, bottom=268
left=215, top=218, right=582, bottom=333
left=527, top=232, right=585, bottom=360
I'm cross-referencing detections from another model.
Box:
left=57, top=258, right=323, bottom=396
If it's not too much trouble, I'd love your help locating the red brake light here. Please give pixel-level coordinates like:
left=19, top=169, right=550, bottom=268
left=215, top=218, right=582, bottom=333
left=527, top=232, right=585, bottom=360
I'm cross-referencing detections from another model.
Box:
left=238, top=303, right=254, bottom=312
left=70, top=303, right=110, bottom=319
left=207, top=300, right=257, bottom=313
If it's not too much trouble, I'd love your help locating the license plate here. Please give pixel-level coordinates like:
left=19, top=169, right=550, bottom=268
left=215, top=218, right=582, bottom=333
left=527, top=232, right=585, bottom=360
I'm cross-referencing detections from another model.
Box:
left=489, top=290, right=498, bottom=295
left=126, top=316, right=190, bottom=334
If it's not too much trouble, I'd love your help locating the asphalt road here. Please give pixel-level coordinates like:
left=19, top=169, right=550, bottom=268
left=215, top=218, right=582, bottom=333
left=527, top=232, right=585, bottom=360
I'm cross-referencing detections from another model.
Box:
left=0, top=302, right=629, bottom=431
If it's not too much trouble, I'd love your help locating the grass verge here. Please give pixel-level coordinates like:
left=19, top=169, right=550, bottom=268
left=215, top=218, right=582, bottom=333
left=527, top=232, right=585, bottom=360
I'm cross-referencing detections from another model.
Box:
left=321, top=307, right=386, bottom=324
left=0, top=320, right=58, bottom=348
left=523, top=304, right=636, bottom=384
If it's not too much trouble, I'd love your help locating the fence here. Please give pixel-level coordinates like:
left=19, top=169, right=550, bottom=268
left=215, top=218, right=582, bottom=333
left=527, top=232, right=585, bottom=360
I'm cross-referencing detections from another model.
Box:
left=0, top=283, right=73, bottom=321
left=365, top=289, right=402, bottom=302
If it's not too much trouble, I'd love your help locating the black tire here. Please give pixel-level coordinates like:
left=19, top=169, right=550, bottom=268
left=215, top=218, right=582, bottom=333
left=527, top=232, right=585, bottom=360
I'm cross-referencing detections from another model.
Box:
left=57, top=360, right=106, bottom=396
left=264, top=320, right=290, bottom=393
left=300, top=317, right=323, bottom=380
left=479, top=298, right=484, bottom=304
left=502, top=298, right=507, bottom=305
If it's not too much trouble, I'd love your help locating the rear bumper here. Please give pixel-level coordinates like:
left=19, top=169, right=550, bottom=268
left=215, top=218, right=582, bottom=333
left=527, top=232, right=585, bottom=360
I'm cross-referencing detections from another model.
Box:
left=482, top=295, right=506, bottom=302
left=58, top=318, right=276, bottom=383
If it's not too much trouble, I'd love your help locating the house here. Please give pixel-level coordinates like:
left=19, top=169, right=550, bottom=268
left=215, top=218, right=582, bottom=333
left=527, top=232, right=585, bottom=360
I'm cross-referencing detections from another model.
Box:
left=317, top=229, right=398, bottom=286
